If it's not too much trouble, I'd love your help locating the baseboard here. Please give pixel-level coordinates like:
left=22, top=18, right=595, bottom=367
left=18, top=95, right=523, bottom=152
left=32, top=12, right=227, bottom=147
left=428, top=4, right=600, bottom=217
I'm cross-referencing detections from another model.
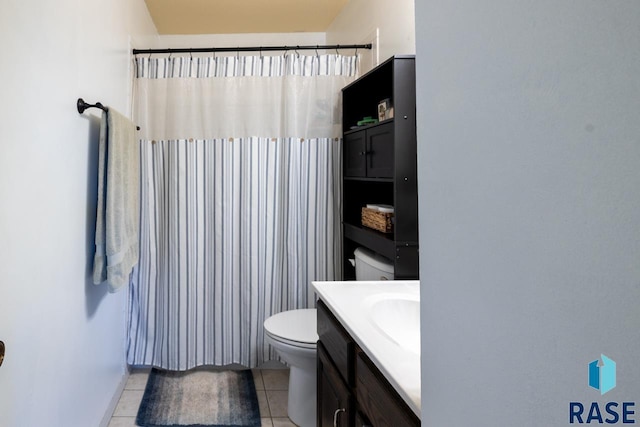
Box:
left=99, top=369, right=130, bottom=427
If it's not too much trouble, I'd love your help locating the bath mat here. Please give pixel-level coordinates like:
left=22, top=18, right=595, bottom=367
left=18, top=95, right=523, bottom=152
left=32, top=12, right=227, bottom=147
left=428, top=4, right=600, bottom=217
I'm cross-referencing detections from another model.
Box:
left=136, top=368, right=261, bottom=427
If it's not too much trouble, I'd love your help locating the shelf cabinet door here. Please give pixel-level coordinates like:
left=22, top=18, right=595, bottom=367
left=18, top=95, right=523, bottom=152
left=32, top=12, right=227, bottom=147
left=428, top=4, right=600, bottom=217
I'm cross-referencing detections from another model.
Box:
left=344, top=131, right=367, bottom=177
left=344, top=122, right=394, bottom=178
left=366, top=122, right=394, bottom=178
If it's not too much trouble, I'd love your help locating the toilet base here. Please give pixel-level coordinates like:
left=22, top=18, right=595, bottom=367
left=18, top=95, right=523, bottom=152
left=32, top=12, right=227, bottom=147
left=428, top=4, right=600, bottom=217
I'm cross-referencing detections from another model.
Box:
left=287, top=364, right=317, bottom=427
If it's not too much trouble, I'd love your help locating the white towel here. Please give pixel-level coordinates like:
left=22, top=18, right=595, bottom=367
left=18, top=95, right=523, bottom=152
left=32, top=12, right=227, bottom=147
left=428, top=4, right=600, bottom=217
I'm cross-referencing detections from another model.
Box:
left=93, top=108, right=140, bottom=292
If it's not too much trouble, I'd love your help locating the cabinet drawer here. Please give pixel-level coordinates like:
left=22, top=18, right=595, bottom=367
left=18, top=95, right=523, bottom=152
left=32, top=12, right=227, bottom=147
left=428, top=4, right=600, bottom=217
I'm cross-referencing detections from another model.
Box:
left=356, top=350, right=420, bottom=427
left=317, top=300, right=354, bottom=386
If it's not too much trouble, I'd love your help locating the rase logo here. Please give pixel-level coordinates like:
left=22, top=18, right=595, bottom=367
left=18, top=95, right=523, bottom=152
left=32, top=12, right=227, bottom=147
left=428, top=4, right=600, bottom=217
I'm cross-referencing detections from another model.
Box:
left=569, top=354, right=636, bottom=424
left=590, top=354, right=617, bottom=395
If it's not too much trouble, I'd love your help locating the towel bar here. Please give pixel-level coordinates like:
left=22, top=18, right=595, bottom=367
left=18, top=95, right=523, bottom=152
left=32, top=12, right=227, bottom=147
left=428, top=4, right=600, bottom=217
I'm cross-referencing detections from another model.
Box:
left=77, top=98, right=140, bottom=130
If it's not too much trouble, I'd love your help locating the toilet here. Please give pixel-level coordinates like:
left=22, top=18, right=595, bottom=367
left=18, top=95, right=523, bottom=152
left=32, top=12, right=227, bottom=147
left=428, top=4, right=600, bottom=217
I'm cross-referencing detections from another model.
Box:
left=264, top=309, right=318, bottom=426
left=263, top=247, right=394, bottom=426
left=353, top=247, right=395, bottom=280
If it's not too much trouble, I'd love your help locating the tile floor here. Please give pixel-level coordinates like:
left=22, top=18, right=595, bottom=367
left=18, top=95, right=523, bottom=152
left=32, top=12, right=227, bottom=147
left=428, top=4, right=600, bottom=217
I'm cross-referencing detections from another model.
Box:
left=108, top=367, right=297, bottom=427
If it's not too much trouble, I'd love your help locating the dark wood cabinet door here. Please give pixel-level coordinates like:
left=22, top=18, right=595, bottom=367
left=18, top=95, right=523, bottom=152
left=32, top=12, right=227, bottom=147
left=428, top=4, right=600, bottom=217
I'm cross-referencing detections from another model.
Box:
left=344, top=131, right=367, bottom=177
left=366, top=122, right=394, bottom=178
left=318, top=343, right=353, bottom=427
left=356, top=350, right=420, bottom=427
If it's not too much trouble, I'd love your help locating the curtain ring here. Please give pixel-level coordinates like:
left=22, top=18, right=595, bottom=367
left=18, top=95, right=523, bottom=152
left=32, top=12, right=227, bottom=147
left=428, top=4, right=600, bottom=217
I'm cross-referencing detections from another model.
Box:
left=315, top=45, right=320, bottom=59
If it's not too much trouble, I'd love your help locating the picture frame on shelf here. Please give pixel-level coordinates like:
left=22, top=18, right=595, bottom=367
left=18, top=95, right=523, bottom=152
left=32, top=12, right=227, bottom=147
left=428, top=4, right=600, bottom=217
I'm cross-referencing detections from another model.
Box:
left=378, top=98, right=394, bottom=121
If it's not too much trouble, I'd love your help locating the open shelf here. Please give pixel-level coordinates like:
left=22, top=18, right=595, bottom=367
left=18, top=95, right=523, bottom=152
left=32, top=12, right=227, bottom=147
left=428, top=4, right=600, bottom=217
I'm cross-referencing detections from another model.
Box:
left=343, top=176, right=393, bottom=183
left=343, top=223, right=395, bottom=261
left=345, top=118, right=395, bottom=136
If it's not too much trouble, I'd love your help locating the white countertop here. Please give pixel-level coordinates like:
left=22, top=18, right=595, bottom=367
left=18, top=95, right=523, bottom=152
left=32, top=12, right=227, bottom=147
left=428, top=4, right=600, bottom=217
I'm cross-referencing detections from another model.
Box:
left=311, top=280, right=421, bottom=417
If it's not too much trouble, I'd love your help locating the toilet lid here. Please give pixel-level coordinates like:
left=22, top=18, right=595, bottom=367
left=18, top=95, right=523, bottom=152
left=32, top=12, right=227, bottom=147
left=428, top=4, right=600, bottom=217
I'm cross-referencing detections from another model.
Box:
left=264, top=309, right=318, bottom=346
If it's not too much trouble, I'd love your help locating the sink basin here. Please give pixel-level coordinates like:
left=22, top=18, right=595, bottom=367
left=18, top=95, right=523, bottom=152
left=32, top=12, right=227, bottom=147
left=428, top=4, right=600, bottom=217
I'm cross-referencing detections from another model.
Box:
left=366, top=294, right=420, bottom=355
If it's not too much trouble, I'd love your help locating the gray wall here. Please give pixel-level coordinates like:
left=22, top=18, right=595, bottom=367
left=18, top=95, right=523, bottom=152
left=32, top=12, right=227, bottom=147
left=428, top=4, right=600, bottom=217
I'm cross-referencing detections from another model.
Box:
left=416, top=2, right=640, bottom=425
left=0, top=1, right=157, bottom=426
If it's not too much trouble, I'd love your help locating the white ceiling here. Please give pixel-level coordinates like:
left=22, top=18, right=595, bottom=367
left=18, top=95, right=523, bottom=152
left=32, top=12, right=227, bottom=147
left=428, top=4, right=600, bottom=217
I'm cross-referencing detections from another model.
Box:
left=145, top=0, right=349, bottom=35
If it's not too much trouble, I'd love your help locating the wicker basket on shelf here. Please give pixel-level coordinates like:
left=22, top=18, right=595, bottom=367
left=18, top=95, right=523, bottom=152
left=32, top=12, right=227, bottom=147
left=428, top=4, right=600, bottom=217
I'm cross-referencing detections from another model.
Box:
left=361, top=207, right=394, bottom=233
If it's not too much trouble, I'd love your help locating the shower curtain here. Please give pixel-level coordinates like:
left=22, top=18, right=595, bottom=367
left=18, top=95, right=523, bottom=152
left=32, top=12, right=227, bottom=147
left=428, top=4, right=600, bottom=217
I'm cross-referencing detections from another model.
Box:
left=127, top=53, right=359, bottom=369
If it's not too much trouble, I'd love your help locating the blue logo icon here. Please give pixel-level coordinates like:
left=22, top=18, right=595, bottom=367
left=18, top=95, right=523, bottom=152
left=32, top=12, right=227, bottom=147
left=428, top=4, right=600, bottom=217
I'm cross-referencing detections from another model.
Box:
left=589, top=354, right=616, bottom=395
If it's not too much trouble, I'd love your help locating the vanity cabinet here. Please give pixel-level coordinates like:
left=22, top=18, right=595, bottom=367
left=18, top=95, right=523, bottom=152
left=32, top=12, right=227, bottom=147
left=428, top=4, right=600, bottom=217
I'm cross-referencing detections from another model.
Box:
left=341, top=56, right=419, bottom=280
left=317, top=300, right=420, bottom=427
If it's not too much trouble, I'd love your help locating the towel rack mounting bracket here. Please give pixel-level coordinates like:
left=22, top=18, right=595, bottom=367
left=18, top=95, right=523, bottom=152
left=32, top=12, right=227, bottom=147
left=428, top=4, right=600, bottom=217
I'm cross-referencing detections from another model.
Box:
left=77, top=98, right=107, bottom=114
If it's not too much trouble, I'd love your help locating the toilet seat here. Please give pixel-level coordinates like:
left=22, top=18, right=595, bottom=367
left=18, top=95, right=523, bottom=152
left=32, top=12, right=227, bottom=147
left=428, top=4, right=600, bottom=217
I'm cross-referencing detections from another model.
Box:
left=264, top=308, right=318, bottom=349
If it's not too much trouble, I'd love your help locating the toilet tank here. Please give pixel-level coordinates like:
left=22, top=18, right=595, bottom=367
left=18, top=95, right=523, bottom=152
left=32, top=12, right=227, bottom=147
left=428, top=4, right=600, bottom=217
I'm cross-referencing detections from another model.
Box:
left=354, top=247, right=394, bottom=280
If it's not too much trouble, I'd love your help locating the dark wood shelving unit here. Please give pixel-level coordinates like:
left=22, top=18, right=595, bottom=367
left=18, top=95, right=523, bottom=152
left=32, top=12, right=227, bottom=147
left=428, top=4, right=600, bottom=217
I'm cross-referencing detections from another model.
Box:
left=341, top=55, right=419, bottom=280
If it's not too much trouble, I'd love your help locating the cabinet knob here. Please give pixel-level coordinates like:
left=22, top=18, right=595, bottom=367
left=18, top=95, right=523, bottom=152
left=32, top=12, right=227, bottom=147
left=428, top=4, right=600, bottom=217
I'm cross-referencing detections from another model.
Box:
left=333, top=408, right=346, bottom=427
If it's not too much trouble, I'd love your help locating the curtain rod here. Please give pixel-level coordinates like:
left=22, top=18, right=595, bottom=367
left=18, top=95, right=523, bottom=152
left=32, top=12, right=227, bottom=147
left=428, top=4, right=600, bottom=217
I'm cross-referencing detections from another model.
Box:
left=132, top=43, right=372, bottom=55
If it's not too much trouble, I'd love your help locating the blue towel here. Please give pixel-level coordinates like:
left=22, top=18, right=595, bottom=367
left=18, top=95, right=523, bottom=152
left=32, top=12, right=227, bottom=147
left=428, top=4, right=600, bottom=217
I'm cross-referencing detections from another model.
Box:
left=93, top=108, right=139, bottom=292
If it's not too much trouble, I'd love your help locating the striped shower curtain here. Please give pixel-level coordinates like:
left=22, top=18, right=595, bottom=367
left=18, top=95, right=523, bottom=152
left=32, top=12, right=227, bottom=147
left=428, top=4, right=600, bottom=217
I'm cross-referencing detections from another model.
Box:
left=127, top=53, right=359, bottom=369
